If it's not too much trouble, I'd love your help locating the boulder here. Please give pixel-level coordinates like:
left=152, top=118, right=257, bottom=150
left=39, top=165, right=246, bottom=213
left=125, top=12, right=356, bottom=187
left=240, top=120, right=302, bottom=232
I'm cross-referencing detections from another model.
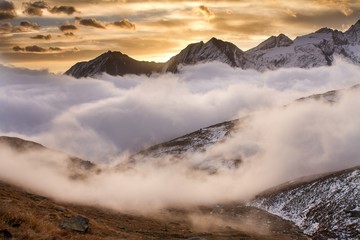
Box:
left=59, top=215, right=89, bottom=233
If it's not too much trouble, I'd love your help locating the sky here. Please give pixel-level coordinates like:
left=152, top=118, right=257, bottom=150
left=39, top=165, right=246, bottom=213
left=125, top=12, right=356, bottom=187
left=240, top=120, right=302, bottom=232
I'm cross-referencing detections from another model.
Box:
left=0, top=0, right=360, bottom=72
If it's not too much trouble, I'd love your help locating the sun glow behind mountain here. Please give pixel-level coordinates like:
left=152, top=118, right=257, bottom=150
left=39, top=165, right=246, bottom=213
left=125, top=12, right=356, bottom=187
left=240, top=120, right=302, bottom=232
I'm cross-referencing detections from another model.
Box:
left=1, top=0, right=360, bottom=72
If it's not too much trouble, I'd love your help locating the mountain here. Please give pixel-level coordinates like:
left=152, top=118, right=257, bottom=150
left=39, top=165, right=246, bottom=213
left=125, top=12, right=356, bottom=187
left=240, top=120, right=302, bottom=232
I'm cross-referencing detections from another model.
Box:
left=163, top=37, right=247, bottom=73
left=65, top=19, right=360, bottom=78
left=243, top=27, right=351, bottom=71
left=65, top=51, right=164, bottom=78
left=250, top=166, right=360, bottom=239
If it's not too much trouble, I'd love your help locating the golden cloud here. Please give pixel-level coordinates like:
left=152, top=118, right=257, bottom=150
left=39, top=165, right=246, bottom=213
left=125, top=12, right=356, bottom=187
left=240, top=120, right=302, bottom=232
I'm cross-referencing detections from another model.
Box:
left=196, top=5, right=215, bottom=19
left=112, top=18, right=136, bottom=30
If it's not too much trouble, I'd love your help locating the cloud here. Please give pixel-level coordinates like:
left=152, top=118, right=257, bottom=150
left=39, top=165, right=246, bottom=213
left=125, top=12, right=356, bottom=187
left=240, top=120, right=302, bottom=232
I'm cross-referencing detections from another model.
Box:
left=20, top=20, right=40, bottom=29
left=12, top=45, right=62, bottom=53
left=0, top=58, right=359, bottom=163
left=49, top=5, right=77, bottom=15
left=30, top=34, right=51, bottom=40
left=0, top=22, right=16, bottom=32
left=64, top=32, right=75, bottom=37
left=0, top=0, right=16, bottom=20
left=79, top=18, right=106, bottom=29
left=12, top=46, right=24, bottom=52
left=0, top=59, right=360, bottom=213
left=196, top=5, right=215, bottom=18
left=59, top=23, right=77, bottom=32
left=112, top=18, right=135, bottom=30
left=22, top=1, right=48, bottom=16
left=0, top=84, right=359, bottom=213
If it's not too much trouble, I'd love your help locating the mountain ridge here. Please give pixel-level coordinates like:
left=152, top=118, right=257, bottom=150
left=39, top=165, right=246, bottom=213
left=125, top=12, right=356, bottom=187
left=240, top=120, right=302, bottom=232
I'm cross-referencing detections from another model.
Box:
left=65, top=19, right=360, bottom=78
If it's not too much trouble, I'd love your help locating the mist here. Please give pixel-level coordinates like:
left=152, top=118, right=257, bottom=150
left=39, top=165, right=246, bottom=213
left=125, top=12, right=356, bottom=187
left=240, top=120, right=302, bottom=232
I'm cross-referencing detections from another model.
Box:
left=0, top=59, right=360, bottom=213
left=1, top=58, right=360, bottom=162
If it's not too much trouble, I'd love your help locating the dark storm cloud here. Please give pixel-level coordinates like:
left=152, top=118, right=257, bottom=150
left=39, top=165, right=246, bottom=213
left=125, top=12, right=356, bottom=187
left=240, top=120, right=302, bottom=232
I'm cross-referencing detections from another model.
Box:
left=80, top=18, right=105, bottom=29
left=20, top=21, right=40, bottom=29
left=59, top=23, right=77, bottom=32
left=0, top=0, right=16, bottom=20
left=22, top=1, right=48, bottom=16
left=112, top=19, right=135, bottom=30
left=49, top=5, right=77, bottom=15
left=30, top=34, right=51, bottom=40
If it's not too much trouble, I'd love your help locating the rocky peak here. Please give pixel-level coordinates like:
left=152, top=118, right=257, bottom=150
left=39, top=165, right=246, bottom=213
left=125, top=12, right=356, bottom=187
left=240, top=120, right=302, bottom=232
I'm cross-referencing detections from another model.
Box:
left=163, top=37, right=245, bottom=72
left=345, top=19, right=360, bottom=43
left=315, top=27, right=334, bottom=34
left=65, top=50, right=164, bottom=78
left=251, top=33, right=293, bottom=52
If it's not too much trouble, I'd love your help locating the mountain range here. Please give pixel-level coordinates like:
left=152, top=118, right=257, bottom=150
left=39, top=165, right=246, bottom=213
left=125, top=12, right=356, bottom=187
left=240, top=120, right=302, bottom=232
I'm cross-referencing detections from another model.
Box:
left=66, top=19, right=360, bottom=78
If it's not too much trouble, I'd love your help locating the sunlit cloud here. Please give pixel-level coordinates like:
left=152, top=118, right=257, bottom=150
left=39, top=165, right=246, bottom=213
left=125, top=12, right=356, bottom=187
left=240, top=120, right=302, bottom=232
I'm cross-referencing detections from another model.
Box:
left=195, top=5, right=215, bottom=19
left=112, top=18, right=136, bottom=30
left=12, top=45, right=62, bottom=53
left=49, top=5, right=77, bottom=15
left=59, top=23, right=77, bottom=32
left=79, top=18, right=106, bottom=29
left=30, top=34, right=51, bottom=40
left=285, top=8, right=297, bottom=18
left=22, top=0, right=48, bottom=16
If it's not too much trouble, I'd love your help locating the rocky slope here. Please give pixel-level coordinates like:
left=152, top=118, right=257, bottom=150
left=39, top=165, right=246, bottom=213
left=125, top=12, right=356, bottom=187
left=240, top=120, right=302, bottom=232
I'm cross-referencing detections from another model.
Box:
left=250, top=166, right=360, bottom=239
left=65, top=19, right=360, bottom=78
left=0, top=137, right=308, bottom=240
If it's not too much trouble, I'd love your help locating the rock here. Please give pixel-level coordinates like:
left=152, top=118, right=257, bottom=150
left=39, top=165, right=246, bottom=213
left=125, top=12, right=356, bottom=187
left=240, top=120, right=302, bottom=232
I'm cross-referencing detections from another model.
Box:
left=0, top=229, right=12, bottom=239
left=59, top=215, right=89, bottom=233
left=185, top=237, right=205, bottom=240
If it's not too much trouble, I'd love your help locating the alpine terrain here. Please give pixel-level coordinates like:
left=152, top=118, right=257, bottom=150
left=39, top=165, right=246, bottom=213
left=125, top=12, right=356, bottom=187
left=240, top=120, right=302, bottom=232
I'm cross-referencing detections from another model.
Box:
left=65, top=19, right=360, bottom=78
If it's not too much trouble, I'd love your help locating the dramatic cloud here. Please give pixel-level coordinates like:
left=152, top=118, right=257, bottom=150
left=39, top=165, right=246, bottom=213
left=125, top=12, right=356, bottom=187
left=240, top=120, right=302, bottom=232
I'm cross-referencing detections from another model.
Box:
left=0, top=0, right=16, bottom=20
left=59, top=23, right=77, bottom=32
left=30, top=34, right=51, bottom=40
left=79, top=18, right=106, bottom=29
left=112, top=19, right=136, bottom=30
left=20, top=20, right=40, bottom=29
left=196, top=5, right=215, bottom=18
left=22, top=0, right=48, bottom=16
left=49, top=5, right=77, bottom=15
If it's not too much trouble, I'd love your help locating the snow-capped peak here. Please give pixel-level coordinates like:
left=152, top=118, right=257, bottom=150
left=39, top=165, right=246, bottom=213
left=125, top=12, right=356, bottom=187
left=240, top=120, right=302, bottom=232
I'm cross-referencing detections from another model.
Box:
left=66, top=19, right=360, bottom=78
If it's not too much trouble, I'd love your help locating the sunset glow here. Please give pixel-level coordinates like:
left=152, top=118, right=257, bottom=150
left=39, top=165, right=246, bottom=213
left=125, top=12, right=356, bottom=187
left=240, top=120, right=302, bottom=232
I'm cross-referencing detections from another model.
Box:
left=1, top=0, right=360, bottom=72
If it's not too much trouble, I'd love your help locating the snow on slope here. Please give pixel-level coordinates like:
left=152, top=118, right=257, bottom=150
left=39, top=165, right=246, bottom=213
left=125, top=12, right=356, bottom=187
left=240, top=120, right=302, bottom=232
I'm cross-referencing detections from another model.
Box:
left=250, top=167, right=360, bottom=239
left=137, top=119, right=238, bottom=158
